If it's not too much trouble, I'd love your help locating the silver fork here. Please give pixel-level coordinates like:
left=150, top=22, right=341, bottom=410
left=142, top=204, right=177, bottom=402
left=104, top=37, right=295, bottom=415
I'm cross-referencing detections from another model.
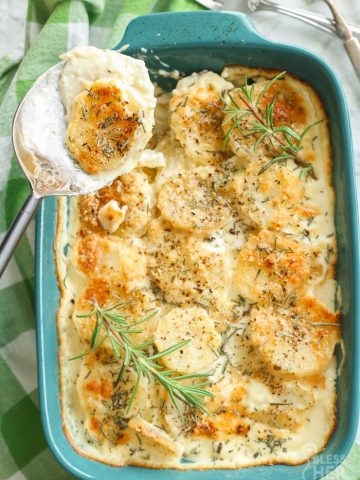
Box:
left=194, top=0, right=225, bottom=9
left=194, top=0, right=360, bottom=38
left=248, top=0, right=360, bottom=38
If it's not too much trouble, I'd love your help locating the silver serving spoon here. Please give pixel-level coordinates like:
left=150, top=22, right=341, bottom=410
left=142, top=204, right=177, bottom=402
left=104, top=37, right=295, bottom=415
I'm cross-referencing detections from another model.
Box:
left=0, top=62, right=129, bottom=276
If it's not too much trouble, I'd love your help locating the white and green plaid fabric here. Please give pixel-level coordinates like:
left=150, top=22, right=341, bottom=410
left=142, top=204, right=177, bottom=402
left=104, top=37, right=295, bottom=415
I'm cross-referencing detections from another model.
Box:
left=0, top=1, right=359, bottom=479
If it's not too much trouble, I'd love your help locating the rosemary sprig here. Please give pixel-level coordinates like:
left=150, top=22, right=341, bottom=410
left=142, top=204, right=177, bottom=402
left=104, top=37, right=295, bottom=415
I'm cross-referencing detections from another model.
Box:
left=70, top=302, right=213, bottom=420
left=221, top=72, right=322, bottom=179
left=276, top=331, right=294, bottom=338
left=311, top=322, right=340, bottom=327
left=298, top=166, right=313, bottom=179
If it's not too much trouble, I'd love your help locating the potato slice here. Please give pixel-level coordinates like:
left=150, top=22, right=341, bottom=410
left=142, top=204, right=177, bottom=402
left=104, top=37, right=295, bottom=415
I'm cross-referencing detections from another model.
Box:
left=233, top=230, right=319, bottom=302
left=221, top=66, right=319, bottom=159
left=236, top=158, right=306, bottom=230
left=128, top=416, right=183, bottom=457
left=170, top=71, right=233, bottom=164
left=247, top=298, right=339, bottom=377
left=223, top=81, right=309, bottom=155
left=154, top=306, right=221, bottom=373
left=158, top=166, right=231, bottom=233
left=222, top=333, right=315, bottom=411
left=149, top=222, right=232, bottom=305
left=78, top=170, right=154, bottom=237
left=75, top=234, right=148, bottom=292
left=65, top=80, right=147, bottom=174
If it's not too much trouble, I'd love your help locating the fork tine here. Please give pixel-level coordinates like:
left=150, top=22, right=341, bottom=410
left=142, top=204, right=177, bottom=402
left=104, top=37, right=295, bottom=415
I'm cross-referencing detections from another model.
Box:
left=194, top=0, right=224, bottom=10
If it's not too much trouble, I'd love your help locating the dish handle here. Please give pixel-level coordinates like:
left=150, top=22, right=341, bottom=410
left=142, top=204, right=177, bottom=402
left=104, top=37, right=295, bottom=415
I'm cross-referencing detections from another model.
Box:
left=115, top=11, right=270, bottom=51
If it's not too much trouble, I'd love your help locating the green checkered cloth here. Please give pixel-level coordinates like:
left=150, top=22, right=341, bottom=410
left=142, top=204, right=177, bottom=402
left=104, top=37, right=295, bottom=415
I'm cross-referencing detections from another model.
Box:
left=0, top=1, right=359, bottom=478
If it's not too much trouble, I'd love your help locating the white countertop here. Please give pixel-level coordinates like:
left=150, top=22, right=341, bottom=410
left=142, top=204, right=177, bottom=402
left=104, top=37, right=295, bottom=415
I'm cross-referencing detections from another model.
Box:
left=0, top=0, right=26, bottom=59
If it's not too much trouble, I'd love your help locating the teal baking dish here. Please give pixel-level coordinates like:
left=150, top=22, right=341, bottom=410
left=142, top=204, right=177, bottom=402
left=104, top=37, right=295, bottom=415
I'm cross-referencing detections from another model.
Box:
left=36, top=11, right=360, bottom=480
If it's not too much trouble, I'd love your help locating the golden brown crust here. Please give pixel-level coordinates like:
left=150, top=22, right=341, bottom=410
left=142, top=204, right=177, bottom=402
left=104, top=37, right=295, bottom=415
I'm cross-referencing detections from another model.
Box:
left=169, top=72, right=232, bottom=164
left=248, top=300, right=339, bottom=377
left=78, top=170, right=152, bottom=237
left=234, top=230, right=321, bottom=302
left=157, top=166, right=231, bottom=233
left=65, top=81, right=139, bottom=174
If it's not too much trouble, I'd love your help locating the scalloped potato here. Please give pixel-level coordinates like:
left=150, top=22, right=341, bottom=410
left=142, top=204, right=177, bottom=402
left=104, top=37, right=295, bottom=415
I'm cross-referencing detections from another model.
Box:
left=56, top=65, right=338, bottom=470
left=169, top=71, right=233, bottom=164
left=248, top=300, right=339, bottom=377
left=233, top=230, right=322, bottom=302
left=154, top=306, right=221, bottom=373
left=60, top=46, right=155, bottom=176
left=158, top=166, right=232, bottom=233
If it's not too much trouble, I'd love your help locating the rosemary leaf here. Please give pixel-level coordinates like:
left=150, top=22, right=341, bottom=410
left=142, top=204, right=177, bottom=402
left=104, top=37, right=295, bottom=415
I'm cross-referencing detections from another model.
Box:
left=90, top=315, right=101, bottom=348
left=298, top=166, right=313, bottom=179
left=300, top=119, right=323, bottom=140
left=255, top=71, right=286, bottom=106
left=257, top=154, right=294, bottom=175
left=273, top=125, right=301, bottom=142
left=149, top=339, right=191, bottom=360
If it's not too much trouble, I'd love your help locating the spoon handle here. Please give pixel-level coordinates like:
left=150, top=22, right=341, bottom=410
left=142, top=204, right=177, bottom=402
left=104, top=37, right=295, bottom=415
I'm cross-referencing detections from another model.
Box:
left=0, top=192, right=41, bottom=277
left=322, top=0, right=360, bottom=80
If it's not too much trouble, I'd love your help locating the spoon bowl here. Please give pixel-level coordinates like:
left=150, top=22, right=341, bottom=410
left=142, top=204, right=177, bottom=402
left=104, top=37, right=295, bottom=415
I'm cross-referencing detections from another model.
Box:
left=13, top=62, right=116, bottom=198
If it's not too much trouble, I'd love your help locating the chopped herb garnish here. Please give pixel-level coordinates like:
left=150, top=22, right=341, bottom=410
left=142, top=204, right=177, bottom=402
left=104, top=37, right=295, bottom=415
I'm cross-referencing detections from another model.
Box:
left=258, top=434, right=288, bottom=453
left=276, top=331, right=294, bottom=338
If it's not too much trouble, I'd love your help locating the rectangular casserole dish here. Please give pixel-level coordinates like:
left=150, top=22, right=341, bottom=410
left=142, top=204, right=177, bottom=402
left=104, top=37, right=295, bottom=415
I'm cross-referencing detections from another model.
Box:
left=36, top=11, right=360, bottom=480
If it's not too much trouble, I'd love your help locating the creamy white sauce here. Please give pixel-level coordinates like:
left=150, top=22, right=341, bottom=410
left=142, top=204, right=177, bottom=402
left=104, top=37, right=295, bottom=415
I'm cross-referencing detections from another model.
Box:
left=60, top=46, right=155, bottom=122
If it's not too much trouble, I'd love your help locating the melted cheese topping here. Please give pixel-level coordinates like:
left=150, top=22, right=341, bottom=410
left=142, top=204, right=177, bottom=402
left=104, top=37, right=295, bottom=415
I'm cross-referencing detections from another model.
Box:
left=56, top=65, right=338, bottom=470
